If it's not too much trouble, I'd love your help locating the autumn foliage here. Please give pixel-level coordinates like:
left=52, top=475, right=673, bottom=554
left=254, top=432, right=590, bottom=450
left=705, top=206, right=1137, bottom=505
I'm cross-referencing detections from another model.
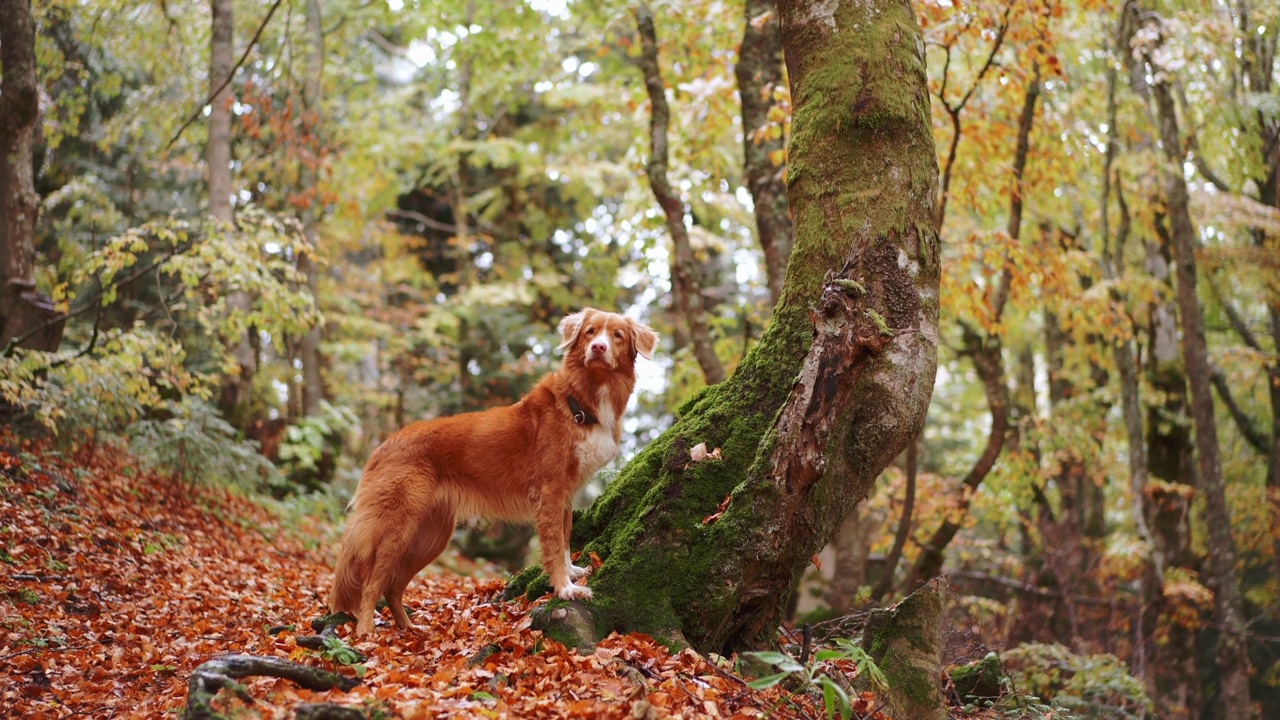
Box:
left=1, top=438, right=892, bottom=719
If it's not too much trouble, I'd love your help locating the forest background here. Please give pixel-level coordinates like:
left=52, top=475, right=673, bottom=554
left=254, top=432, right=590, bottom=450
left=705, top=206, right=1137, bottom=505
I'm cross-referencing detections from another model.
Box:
left=1, top=0, right=1279, bottom=718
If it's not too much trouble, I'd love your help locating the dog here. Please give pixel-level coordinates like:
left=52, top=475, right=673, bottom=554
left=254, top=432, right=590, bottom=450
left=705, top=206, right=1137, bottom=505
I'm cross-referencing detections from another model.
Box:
left=329, top=308, right=658, bottom=636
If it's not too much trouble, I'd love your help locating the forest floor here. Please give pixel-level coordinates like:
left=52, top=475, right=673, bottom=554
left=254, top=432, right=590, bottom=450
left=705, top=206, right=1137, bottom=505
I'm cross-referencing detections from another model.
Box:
left=0, top=437, right=889, bottom=719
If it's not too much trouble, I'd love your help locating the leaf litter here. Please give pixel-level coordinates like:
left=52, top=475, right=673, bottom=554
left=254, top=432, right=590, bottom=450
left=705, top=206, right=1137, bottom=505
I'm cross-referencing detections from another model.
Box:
left=1, top=439, right=853, bottom=718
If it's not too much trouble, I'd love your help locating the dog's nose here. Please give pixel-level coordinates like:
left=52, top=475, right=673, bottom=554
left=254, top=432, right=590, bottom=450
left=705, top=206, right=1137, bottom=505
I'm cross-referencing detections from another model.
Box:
left=591, top=342, right=607, bottom=355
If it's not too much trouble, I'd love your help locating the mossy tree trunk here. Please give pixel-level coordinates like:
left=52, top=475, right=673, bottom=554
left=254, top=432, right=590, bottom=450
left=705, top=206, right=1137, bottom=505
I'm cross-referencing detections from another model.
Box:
left=510, top=0, right=938, bottom=656
left=1138, top=6, right=1253, bottom=715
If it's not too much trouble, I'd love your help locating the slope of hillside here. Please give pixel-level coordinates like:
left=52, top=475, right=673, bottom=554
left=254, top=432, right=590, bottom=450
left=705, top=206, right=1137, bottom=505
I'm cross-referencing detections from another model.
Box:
left=1, top=440, right=853, bottom=719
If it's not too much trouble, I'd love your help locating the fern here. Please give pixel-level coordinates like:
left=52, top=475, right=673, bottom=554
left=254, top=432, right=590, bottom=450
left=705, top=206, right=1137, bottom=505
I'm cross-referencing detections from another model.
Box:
left=128, top=399, right=281, bottom=489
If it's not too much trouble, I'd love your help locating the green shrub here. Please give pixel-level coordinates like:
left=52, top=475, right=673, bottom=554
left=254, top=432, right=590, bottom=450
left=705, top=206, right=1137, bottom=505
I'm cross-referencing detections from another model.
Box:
left=129, top=398, right=281, bottom=488
left=1001, top=643, right=1153, bottom=720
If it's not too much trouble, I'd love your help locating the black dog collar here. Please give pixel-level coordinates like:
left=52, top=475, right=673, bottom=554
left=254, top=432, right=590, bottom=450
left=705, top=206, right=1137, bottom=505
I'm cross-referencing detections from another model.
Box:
left=567, top=396, right=599, bottom=425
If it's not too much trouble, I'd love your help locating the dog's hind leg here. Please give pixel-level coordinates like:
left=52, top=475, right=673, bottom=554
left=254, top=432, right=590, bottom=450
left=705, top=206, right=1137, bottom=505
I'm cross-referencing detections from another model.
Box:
left=386, top=501, right=455, bottom=631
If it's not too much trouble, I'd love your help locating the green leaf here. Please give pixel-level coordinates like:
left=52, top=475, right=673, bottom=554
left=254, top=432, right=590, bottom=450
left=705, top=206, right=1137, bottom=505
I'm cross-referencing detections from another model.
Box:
left=744, top=650, right=803, bottom=673
left=816, top=676, right=851, bottom=720
left=746, top=671, right=791, bottom=690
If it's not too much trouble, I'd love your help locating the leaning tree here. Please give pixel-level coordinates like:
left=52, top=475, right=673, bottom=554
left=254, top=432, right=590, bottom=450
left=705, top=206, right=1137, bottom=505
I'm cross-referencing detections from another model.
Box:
left=508, top=0, right=940, bottom=656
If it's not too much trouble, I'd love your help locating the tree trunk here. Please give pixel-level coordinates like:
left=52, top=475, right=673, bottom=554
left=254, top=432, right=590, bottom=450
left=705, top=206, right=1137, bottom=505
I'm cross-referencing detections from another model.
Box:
left=297, top=0, right=325, bottom=417
left=208, top=0, right=232, bottom=222
left=509, top=0, right=938, bottom=656
left=901, top=325, right=1007, bottom=592
left=863, top=582, right=947, bottom=720
left=1098, top=29, right=1159, bottom=688
left=1143, top=12, right=1253, bottom=715
left=822, top=503, right=873, bottom=613
left=210, top=0, right=254, bottom=420
left=0, top=0, right=61, bottom=352
left=1144, top=224, right=1202, bottom=720
left=635, top=6, right=727, bottom=387
left=734, top=0, right=793, bottom=306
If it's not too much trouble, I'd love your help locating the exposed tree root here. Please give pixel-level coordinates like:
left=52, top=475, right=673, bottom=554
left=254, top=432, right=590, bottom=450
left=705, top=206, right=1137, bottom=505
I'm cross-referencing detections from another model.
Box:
left=184, top=653, right=360, bottom=720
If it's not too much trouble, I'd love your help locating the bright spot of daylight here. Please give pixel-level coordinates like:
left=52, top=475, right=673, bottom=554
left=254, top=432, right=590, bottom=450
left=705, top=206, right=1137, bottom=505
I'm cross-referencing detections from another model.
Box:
left=528, top=0, right=569, bottom=18
left=407, top=41, right=435, bottom=68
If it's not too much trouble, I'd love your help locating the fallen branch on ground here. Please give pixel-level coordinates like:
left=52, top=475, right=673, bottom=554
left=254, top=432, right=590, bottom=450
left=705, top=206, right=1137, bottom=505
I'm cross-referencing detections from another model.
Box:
left=185, top=653, right=360, bottom=720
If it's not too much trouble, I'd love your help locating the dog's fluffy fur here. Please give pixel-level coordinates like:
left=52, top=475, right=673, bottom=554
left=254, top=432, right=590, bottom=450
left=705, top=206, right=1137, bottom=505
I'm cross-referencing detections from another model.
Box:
left=329, top=308, right=658, bottom=636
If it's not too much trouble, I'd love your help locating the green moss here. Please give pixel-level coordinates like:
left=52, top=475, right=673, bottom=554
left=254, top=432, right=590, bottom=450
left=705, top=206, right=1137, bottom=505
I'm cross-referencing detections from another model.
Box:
left=863, top=585, right=945, bottom=718
left=949, top=652, right=1006, bottom=702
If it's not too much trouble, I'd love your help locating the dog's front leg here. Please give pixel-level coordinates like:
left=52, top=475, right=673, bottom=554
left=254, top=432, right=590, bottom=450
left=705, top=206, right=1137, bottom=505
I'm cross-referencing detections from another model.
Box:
left=537, top=495, right=593, bottom=601
left=563, top=506, right=590, bottom=580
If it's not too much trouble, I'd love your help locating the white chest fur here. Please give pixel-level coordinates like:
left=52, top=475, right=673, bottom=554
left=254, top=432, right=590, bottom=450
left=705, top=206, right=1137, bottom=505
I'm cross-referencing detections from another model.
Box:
left=575, top=391, right=619, bottom=482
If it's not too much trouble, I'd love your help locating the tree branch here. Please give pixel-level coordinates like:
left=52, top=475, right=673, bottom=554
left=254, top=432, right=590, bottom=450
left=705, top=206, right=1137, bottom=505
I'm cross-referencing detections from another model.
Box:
left=166, top=0, right=288, bottom=151
left=185, top=653, right=360, bottom=720
left=634, top=4, right=725, bottom=386
left=1210, top=367, right=1270, bottom=454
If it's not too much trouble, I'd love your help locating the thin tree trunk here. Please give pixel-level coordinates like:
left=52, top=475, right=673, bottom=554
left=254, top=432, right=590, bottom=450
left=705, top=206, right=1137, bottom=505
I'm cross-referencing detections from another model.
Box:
left=1098, top=42, right=1157, bottom=687
left=510, top=0, right=938, bottom=656
left=902, top=71, right=1040, bottom=592
left=210, top=0, right=254, bottom=419
left=1144, top=11, right=1252, bottom=714
left=901, top=325, right=1007, bottom=591
left=0, top=0, right=60, bottom=352
left=209, top=0, right=233, bottom=222
left=871, top=435, right=916, bottom=603
left=635, top=6, right=726, bottom=386
left=734, top=0, right=792, bottom=306
left=297, top=0, right=325, bottom=417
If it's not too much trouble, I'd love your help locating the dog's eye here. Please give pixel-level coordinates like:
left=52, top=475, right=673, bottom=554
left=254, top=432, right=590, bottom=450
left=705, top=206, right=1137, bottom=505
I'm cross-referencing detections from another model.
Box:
left=614, top=331, right=623, bottom=339
left=585, top=327, right=595, bottom=336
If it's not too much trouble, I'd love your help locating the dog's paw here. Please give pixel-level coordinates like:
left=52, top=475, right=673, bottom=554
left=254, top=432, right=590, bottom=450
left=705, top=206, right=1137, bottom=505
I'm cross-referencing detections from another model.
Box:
left=556, top=583, right=594, bottom=602
left=567, top=563, right=591, bottom=580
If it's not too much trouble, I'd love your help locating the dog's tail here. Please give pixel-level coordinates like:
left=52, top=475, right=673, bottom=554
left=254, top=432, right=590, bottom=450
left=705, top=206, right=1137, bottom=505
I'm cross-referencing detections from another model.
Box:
left=329, top=517, right=370, bottom=616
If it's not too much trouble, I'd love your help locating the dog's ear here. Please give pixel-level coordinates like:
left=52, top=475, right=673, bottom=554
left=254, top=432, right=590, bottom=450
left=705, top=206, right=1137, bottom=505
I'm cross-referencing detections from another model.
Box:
left=557, top=310, right=588, bottom=351
left=631, top=322, right=658, bottom=360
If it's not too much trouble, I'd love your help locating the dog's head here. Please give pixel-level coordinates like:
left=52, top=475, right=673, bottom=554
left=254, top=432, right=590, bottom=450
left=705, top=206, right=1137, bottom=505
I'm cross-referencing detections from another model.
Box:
left=558, top=308, right=658, bottom=372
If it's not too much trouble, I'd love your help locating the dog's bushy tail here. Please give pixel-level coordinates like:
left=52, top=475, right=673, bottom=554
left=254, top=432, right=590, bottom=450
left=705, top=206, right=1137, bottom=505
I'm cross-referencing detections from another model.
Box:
left=329, top=518, right=369, bottom=615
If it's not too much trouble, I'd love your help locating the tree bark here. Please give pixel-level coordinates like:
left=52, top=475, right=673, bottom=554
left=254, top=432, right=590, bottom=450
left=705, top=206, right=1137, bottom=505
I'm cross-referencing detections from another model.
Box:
left=635, top=6, right=727, bottom=387
left=734, top=0, right=793, bottom=306
left=209, top=0, right=233, bottom=222
left=1143, top=10, right=1253, bottom=715
left=297, top=0, right=325, bottom=417
left=210, top=0, right=255, bottom=419
left=0, top=0, right=61, bottom=352
left=509, top=0, right=938, bottom=656
left=863, top=582, right=947, bottom=720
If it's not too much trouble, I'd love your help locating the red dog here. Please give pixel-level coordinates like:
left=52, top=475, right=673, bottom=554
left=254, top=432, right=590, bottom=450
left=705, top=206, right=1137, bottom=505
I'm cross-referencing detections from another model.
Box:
left=329, top=308, right=658, bottom=636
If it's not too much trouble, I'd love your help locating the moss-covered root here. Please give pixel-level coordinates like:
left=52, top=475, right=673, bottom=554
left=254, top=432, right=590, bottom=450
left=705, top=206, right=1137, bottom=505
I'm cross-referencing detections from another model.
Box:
left=862, top=581, right=946, bottom=720
left=530, top=600, right=598, bottom=652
